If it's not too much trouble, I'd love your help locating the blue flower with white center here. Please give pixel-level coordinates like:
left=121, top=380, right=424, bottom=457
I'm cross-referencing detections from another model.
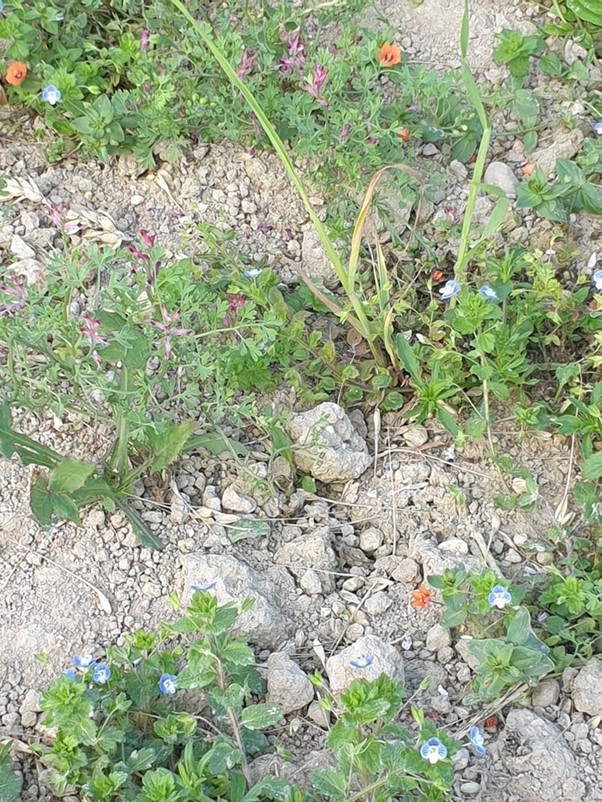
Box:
left=158, top=674, right=177, bottom=696
left=72, top=655, right=97, bottom=671
left=191, top=581, right=217, bottom=592
left=41, top=85, right=61, bottom=106
left=593, top=269, right=602, bottom=292
left=594, top=122, right=602, bottom=136
left=349, top=655, right=374, bottom=669
left=488, top=585, right=512, bottom=609
left=64, top=668, right=77, bottom=680
left=92, top=664, right=111, bottom=685
left=243, top=268, right=263, bottom=279
left=420, top=737, right=447, bottom=764
left=469, top=725, right=486, bottom=757
left=0, top=2, right=4, bottom=14
left=479, top=285, right=499, bottom=302
left=439, top=279, right=461, bottom=301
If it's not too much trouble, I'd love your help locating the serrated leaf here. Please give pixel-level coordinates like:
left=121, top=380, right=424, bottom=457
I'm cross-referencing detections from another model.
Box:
left=49, top=459, right=95, bottom=494
left=147, top=422, right=196, bottom=472
left=240, top=704, right=283, bottom=731
left=311, top=770, right=347, bottom=799
left=582, top=453, right=602, bottom=480
left=0, top=754, right=23, bottom=802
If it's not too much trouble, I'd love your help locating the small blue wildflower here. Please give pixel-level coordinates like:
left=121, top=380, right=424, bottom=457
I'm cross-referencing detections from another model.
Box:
left=64, top=668, right=77, bottom=680
left=72, top=655, right=97, bottom=671
left=488, top=585, right=512, bottom=609
left=479, top=285, right=499, bottom=302
left=349, top=655, right=374, bottom=669
left=0, top=2, right=4, bottom=14
left=420, top=737, right=447, bottom=764
left=41, top=85, right=61, bottom=106
left=243, top=268, right=263, bottom=279
left=592, top=269, right=602, bottom=292
left=439, top=280, right=461, bottom=301
left=191, top=581, right=217, bottom=592
left=92, top=664, right=111, bottom=685
left=469, top=725, right=486, bottom=757
left=593, top=122, right=602, bottom=136
left=158, top=674, right=177, bottom=696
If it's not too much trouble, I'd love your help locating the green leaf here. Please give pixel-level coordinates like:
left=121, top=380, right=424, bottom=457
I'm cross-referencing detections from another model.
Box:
left=50, top=494, right=82, bottom=526
left=567, top=0, right=602, bottom=25
left=506, top=607, right=531, bottom=646
left=0, top=746, right=22, bottom=802
left=240, top=704, right=284, bottom=731
left=395, top=335, right=421, bottom=383
left=0, top=404, right=16, bottom=459
left=582, top=453, right=602, bottom=480
left=227, top=519, right=271, bottom=543
left=311, top=770, right=348, bottom=799
left=147, top=422, right=196, bottom=472
left=49, top=459, right=95, bottom=494
left=436, top=407, right=459, bottom=436
left=441, top=607, right=468, bottom=628
left=115, top=500, right=164, bottom=550
left=30, top=475, right=53, bottom=526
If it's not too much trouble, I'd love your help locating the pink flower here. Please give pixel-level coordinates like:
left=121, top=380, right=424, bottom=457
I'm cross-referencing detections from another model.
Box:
left=47, top=204, right=81, bottom=235
left=338, top=124, right=351, bottom=143
left=140, top=29, right=150, bottom=53
left=0, top=275, right=27, bottom=315
left=149, top=305, right=192, bottom=359
left=281, top=31, right=306, bottom=73
left=140, top=230, right=155, bottom=249
left=237, top=48, right=255, bottom=80
left=81, top=313, right=109, bottom=348
left=304, top=64, right=328, bottom=107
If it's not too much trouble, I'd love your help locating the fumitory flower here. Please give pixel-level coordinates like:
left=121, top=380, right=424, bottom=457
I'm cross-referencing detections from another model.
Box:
left=92, top=664, right=111, bottom=684
left=41, top=85, right=61, bottom=105
left=5, top=62, right=27, bottom=86
left=378, top=44, right=402, bottom=67
left=81, top=313, right=109, bottom=348
left=281, top=31, right=306, bottom=73
left=338, top=123, right=351, bottom=144
left=304, top=64, right=328, bottom=107
left=158, top=673, right=177, bottom=695
left=140, top=229, right=155, bottom=249
left=0, top=275, right=26, bottom=315
left=439, top=279, right=461, bottom=300
left=420, top=737, right=447, bottom=764
left=140, top=29, right=150, bottom=53
left=149, top=305, right=192, bottom=359
left=479, top=285, right=499, bottom=301
left=237, top=48, right=255, bottom=80
left=349, top=655, right=374, bottom=669
left=411, top=586, right=432, bottom=609
left=488, top=585, right=511, bottom=609
left=469, top=725, right=486, bottom=757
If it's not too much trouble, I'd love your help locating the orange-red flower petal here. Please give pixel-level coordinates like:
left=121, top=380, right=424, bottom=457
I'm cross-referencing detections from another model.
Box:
left=521, top=163, right=535, bottom=176
left=378, top=44, right=402, bottom=67
left=398, top=127, right=410, bottom=142
left=5, top=62, right=27, bottom=86
left=411, top=586, right=432, bottom=609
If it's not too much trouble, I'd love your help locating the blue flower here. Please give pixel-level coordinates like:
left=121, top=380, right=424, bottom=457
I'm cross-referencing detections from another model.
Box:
left=469, top=725, right=486, bottom=757
left=64, top=668, right=77, bottom=680
left=191, top=581, right=217, bottom=592
left=479, top=285, right=499, bottom=302
left=72, top=655, right=97, bottom=671
left=41, top=85, right=62, bottom=106
left=488, top=585, right=512, bottom=609
left=350, top=655, right=374, bottom=669
left=594, top=122, right=602, bottom=136
left=420, top=737, right=447, bottom=764
left=593, top=269, right=602, bottom=292
left=243, top=268, right=263, bottom=279
left=0, top=2, right=4, bottom=14
left=92, top=664, right=111, bottom=685
left=159, top=674, right=177, bottom=696
left=439, top=280, right=461, bottom=301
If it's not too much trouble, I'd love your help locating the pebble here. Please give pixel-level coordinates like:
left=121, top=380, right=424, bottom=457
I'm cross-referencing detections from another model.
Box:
left=221, top=485, right=256, bottom=514
left=460, top=781, right=481, bottom=795
left=438, top=538, right=468, bottom=556
left=484, top=161, right=518, bottom=199
left=130, top=195, right=145, bottom=206
left=532, top=678, right=560, bottom=708
left=426, top=624, right=451, bottom=652
left=422, top=144, right=439, bottom=156
left=363, top=591, right=392, bottom=615
left=359, top=528, right=384, bottom=553
left=21, top=710, right=37, bottom=728
left=307, top=700, right=330, bottom=729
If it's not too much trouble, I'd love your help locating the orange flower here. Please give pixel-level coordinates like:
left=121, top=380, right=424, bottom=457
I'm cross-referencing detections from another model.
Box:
left=378, top=44, right=402, bottom=67
left=431, top=269, right=444, bottom=282
left=411, top=586, right=432, bottom=609
left=521, top=163, right=535, bottom=177
left=398, top=127, right=410, bottom=142
left=5, top=62, right=27, bottom=86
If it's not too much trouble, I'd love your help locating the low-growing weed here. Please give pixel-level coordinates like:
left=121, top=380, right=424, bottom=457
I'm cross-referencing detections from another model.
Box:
left=34, top=591, right=471, bottom=802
